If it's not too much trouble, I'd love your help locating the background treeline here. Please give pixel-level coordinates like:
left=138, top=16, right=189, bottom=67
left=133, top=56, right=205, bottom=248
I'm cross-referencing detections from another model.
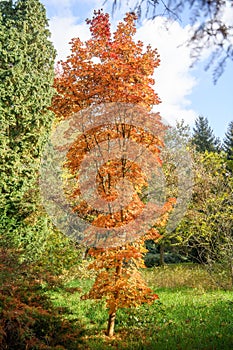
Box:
left=145, top=116, right=233, bottom=289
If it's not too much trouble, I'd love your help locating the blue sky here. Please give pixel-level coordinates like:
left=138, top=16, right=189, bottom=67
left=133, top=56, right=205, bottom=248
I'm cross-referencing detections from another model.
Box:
left=41, top=0, right=233, bottom=141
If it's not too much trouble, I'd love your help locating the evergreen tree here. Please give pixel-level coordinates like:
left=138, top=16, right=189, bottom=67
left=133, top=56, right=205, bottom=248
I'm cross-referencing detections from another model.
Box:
left=0, top=0, right=56, bottom=258
left=191, top=115, right=220, bottom=153
left=223, top=121, right=233, bottom=160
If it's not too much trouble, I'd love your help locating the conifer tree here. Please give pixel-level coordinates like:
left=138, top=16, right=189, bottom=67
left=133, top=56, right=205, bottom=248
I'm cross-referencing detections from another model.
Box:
left=223, top=121, right=233, bottom=160
left=0, top=0, right=56, bottom=258
left=191, top=115, right=220, bottom=153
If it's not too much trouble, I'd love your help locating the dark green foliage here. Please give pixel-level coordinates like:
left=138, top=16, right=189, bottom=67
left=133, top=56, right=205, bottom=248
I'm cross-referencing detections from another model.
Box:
left=223, top=120, right=233, bottom=168
left=144, top=240, right=189, bottom=267
left=191, top=115, right=220, bottom=153
left=0, top=0, right=56, bottom=259
left=0, top=0, right=90, bottom=275
left=144, top=251, right=189, bottom=267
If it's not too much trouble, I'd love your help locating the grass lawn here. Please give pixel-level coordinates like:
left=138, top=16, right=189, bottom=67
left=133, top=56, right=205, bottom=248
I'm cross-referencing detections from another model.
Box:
left=46, top=264, right=233, bottom=349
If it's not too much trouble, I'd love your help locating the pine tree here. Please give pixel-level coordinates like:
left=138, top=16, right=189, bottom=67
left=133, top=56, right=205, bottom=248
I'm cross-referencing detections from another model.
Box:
left=0, top=0, right=56, bottom=258
left=223, top=121, right=233, bottom=160
left=191, top=115, right=220, bottom=153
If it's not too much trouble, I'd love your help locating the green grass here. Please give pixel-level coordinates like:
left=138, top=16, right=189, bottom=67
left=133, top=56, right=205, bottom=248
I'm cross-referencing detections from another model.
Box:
left=47, top=264, right=233, bottom=349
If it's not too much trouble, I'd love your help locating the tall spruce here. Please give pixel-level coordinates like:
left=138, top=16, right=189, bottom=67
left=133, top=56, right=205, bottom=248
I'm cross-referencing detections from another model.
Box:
left=0, top=0, right=56, bottom=258
left=223, top=121, right=233, bottom=160
left=191, top=115, right=220, bottom=153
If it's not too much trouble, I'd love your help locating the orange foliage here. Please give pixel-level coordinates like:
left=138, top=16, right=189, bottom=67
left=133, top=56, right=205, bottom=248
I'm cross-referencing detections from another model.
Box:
left=81, top=198, right=174, bottom=313
left=51, top=10, right=160, bottom=119
left=52, top=10, right=175, bottom=336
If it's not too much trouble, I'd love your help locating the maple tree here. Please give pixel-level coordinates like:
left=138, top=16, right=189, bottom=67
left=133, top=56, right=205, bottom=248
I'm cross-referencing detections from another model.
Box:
left=52, top=10, right=175, bottom=336
left=52, top=11, right=160, bottom=118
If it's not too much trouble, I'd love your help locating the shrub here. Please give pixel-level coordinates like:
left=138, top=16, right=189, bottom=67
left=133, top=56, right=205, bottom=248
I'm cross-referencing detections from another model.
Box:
left=0, top=248, right=85, bottom=349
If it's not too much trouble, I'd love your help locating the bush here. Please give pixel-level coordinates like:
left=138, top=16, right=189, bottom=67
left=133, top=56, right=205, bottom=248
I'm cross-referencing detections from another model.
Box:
left=144, top=252, right=189, bottom=267
left=144, top=253, right=160, bottom=267
left=0, top=248, right=85, bottom=349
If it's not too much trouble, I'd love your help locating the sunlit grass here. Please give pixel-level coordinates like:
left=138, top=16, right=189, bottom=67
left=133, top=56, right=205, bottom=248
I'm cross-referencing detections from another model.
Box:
left=47, top=264, right=233, bottom=349
left=143, top=263, right=231, bottom=290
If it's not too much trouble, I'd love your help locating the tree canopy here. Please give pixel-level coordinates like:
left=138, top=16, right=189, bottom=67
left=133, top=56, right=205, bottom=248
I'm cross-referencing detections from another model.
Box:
left=52, top=10, right=160, bottom=119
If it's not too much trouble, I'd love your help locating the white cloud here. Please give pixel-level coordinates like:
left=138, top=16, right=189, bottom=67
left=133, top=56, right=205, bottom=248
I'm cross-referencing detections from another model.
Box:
left=49, top=16, right=90, bottom=61
left=45, top=0, right=110, bottom=61
left=136, top=17, right=198, bottom=126
left=222, top=1, right=233, bottom=26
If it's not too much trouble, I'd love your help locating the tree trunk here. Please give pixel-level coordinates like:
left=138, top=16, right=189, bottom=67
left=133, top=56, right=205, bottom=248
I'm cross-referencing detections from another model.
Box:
left=230, top=259, right=233, bottom=289
left=159, top=244, right=165, bottom=266
left=106, top=260, right=122, bottom=336
left=83, top=247, right=89, bottom=259
left=107, top=312, right=116, bottom=337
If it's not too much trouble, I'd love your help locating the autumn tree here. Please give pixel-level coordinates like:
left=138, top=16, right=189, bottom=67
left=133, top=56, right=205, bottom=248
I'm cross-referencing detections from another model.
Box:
left=52, top=12, right=160, bottom=117
left=108, top=0, right=233, bottom=82
left=52, top=10, right=175, bottom=336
